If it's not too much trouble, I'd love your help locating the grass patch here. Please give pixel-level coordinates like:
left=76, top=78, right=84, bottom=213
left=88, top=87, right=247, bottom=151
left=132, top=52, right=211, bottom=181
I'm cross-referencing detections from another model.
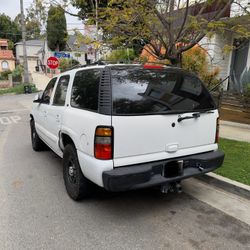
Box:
left=215, top=138, right=250, bottom=185
left=0, top=84, right=38, bottom=95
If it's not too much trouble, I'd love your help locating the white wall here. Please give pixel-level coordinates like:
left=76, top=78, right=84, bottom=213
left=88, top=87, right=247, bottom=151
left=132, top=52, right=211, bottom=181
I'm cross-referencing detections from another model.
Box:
left=230, top=0, right=250, bottom=17
left=200, top=33, right=233, bottom=90
left=16, top=44, right=43, bottom=72
left=247, top=41, right=250, bottom=69
left=16, top=44, right=42, bottom=60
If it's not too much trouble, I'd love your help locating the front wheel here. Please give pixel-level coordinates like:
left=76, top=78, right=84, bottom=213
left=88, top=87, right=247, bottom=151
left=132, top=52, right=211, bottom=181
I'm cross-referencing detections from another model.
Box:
left=63, top=144, right=93, bottom=200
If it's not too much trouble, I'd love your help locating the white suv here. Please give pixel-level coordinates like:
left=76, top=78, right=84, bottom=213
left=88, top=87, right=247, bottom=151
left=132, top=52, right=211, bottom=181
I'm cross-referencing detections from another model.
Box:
left=30, top=64, right=224, bottom=200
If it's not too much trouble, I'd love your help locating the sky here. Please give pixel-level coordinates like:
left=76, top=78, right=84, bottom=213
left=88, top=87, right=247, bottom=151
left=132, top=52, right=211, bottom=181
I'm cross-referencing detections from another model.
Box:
left=0, top=0, right=83, bottom=32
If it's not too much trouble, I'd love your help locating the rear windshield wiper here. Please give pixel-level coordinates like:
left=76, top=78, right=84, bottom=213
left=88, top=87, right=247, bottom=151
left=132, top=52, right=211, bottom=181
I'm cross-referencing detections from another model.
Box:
left=177, top=110, right=214, bottom=123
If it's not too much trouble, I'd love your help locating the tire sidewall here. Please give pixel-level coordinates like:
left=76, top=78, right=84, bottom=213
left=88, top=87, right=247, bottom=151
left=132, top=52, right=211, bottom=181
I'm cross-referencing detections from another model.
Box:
left=63, top=144, right=90, bottom=200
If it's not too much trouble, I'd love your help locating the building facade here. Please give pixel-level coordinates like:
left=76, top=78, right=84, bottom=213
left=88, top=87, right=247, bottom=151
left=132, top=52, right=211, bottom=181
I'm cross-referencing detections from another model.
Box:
left=0, top=39, right=15, bottom=72
left=201, top=1, right=250, bottom=92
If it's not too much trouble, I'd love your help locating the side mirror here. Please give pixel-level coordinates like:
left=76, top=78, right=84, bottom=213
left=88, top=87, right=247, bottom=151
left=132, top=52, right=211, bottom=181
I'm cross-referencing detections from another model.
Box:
left=33, top=93, right=42, bottom=103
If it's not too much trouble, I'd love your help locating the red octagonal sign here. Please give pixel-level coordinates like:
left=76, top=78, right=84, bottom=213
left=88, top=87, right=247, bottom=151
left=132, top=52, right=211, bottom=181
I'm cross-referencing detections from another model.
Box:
left=47, top=56, right=59, bottom=69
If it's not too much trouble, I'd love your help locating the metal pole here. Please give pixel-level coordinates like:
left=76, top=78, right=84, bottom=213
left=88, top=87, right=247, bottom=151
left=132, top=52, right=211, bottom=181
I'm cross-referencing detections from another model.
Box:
left=95, top=0, right=98, bottom=62
left=20, top=0, right=29, bottom=83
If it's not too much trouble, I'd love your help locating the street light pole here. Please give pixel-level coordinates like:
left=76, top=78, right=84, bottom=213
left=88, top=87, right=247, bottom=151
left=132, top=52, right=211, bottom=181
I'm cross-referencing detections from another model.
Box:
left=20, top=0, right=29, bottom=83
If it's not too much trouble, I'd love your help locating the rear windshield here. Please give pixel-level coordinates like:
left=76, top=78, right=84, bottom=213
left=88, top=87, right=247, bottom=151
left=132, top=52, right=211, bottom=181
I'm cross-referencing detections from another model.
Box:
left=111, top=67, right=216, bottom=115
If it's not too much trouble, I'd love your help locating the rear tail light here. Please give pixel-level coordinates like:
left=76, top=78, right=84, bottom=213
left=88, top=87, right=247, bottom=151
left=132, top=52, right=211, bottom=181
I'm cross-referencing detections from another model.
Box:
left=94, top=126, right=113, bottom=160
left=215, top=117, right=220, bottom=143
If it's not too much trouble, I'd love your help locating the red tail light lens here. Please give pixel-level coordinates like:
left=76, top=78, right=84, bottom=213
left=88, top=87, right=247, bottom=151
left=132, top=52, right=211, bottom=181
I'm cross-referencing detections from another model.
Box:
left=94, top=126, right=113, bottom=160
left=215, top=118, right=219, bottom=143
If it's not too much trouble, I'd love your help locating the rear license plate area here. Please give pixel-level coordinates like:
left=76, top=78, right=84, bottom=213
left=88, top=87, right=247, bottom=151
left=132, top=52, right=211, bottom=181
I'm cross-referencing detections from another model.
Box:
left=162, top=161, right=183, bottom=178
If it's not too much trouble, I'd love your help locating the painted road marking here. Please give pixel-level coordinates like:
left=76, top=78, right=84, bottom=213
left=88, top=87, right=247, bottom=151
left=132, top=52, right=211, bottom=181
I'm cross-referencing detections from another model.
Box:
left=0, top=109, right=29, bottom=114
left=0, top=116, right=22, bottom=125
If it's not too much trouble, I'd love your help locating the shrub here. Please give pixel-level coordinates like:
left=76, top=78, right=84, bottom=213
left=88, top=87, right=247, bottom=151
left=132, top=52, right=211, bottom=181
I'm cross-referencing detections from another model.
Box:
left=105, top=48, right=136, bottom=62
left=59, top=58, right=80, bottom=72
left=12, top=65, right=24, bottom=82
left=0, top=70, right=12, bottom=80
left=140, top=44, right=220, bottom=88
left=182, top=46, right=220, bottom=88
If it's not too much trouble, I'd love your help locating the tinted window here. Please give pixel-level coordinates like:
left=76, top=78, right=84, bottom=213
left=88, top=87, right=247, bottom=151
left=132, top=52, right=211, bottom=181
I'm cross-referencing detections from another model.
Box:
left=53, top=75, right=70, bottom=106
left=111, top=67, right=216, bottom=115
left=71, top=69, right=101, bottom=112
left=42, top=78, right=57, bottom=104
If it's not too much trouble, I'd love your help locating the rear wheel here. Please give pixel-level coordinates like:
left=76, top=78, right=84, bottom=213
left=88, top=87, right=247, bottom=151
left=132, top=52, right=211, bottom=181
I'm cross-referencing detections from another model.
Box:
left=30, top=119, right=45, bottom=151
left=63, top=144, right=93, bottom=200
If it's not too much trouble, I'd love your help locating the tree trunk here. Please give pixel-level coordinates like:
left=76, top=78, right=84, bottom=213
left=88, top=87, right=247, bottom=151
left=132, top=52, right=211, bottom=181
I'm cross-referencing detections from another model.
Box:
left=169, top=53, right=182, bottom=67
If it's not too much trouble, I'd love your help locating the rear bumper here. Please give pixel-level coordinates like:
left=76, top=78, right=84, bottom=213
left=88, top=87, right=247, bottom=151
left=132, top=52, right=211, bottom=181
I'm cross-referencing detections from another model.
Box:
left=103, top=150, right=224, bottom=192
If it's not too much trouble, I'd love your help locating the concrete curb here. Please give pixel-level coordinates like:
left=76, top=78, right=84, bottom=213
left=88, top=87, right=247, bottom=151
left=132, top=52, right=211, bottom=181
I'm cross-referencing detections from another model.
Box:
left=196, top=172, right=250, bottom=200
left=220, top=120, right=250, bottom=130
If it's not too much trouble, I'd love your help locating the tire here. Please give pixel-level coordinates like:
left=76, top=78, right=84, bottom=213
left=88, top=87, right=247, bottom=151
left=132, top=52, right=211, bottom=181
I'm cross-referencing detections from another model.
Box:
left=30, top=119, right=45, bottom=151
left=63, top=144, right=93, bottom=200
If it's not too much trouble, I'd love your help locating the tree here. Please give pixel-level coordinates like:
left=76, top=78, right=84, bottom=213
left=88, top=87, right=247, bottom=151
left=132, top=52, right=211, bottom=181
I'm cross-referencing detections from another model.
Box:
left=97, top=0, right=250, bottom=65
left=0, top=14, right=21, bottom=44
left=25, top=0, right=48, bottom=39
left=15, top=14, right=42, bottom=40
left=62, top=0, right=108, bottom=21
left=47, top=5, right=68, bottom=51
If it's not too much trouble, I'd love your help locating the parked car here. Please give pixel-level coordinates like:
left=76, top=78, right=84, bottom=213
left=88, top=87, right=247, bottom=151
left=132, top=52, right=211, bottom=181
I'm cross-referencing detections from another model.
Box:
left=30, top=64, right=224, bottom=200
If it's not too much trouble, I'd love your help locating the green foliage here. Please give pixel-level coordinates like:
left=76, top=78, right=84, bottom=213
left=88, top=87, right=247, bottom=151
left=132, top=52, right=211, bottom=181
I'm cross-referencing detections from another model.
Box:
left=26, top=19, right=41, bottom=39
left=0, top=84, right=38, bottom=95
left=7, top=40, right=14, bottom=50
left=105, top=49, right=136, bottom=62
left=0, top=70, right=12, bottom=80
left=47, top=5, right=68, bottom=51
left=25, top=0, right=47, bottom=39
left=71, top=0, right=108, bottom=20
left=59, top=58, right=80, bottom=72
left=0, top=13, right=21, bottom=44
left=12, top=65, right=24, bottom=82
left=216, top=138, right=250, bottom=186
left=76, top=0, right=250, bottom=65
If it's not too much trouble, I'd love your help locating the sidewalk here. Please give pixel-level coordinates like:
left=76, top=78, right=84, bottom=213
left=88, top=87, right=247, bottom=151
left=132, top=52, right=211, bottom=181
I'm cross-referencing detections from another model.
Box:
left=220, top=120, right=250, bottom=143
left=31, top=71, right=51, bottom=91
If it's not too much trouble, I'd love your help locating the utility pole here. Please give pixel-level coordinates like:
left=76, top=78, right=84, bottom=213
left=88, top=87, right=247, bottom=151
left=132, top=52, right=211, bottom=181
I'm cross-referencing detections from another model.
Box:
left=95, top=0, right=98, bottom=62
left=20, top=0, right=29, bottom=83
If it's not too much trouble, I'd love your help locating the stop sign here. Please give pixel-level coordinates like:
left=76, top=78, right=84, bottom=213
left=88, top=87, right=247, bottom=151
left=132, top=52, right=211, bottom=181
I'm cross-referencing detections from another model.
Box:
left=47, top=56, right=59, bottom=69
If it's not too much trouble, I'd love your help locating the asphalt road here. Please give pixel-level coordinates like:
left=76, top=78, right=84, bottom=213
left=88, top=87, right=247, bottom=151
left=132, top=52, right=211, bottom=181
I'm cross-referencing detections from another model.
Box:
left=0, top=94, right=250, bottom=250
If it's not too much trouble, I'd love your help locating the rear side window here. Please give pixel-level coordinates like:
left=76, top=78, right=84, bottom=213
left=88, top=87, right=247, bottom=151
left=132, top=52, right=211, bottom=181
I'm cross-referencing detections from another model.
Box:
left=111, top=67, right=216, bottom=115
left=53, top=75, right=70, bottom=106
left=71, top=69, right=101, bottom=112
left=42, top=77, right=57, bottom=104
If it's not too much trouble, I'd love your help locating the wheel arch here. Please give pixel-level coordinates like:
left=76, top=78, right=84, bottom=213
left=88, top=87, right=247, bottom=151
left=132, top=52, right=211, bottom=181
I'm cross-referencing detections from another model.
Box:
left=59, top=132, right=77, bottom=151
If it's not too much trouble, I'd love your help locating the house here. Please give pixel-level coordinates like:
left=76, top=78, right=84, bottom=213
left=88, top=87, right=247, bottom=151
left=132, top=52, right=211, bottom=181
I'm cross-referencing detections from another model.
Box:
left=200, top=1, right=250, bottom=92
left=15, top=39, right=44, bottom=72
left=0, top=39, right=15, bottom=72
left=16, top=37, right=88, bottom=73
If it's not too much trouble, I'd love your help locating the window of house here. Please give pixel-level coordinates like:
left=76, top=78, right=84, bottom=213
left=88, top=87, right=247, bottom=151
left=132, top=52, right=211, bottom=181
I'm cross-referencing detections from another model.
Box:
left=1, top=61, right=9, bottom=70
